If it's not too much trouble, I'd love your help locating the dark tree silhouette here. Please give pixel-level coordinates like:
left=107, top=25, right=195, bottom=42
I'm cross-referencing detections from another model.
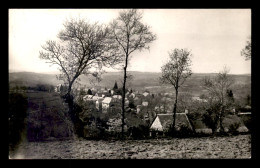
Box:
left=87, top=89, right=93, bottom=95
left=113, top=81, right=118, bottom=90
left=110, top=9, right=156, bottom=138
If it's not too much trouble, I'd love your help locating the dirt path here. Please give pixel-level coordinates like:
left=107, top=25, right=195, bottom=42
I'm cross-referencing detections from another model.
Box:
left=9, top=134, right=251, bottom=159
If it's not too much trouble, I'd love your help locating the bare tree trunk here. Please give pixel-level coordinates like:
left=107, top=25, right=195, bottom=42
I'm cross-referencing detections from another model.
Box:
left=63, top=82, right=75, bottom=124
left=121, top=66, right=127, bottom=139
left=219, top=106, right=225, bottom=133
left=172, top=88, right=178, bottom=136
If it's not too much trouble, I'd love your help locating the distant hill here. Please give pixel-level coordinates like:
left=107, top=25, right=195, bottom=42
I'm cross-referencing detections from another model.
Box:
left=9, top=72, right=60, bottom=87
left=9, top=71, right=251, bottom=96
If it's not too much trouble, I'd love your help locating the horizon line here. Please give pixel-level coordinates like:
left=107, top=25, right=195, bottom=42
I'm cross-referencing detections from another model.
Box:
left=9, top=69, right=251, bottom=75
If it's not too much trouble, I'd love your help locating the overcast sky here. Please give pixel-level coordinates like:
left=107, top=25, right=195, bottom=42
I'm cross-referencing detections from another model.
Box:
left=9, top=9, right=251, bottom=74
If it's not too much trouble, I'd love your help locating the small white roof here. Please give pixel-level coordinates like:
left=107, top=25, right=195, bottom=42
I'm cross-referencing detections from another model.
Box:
left=102, top=97, right=112, bottom=104
left=112, top=95, right=122, bottom=99
left=83, top=95, right=93, bottom=100
left=142, top=101, right=148, bottom=106
left=143, top=92, right=149, bottom=97
left=92, top=96, right=99, bottom=101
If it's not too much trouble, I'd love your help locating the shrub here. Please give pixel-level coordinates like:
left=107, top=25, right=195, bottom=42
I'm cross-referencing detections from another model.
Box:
left=83, top=124, right=101, bottom=139
left=175, top=125, right=194, bottom=138
left=164, top=124, right=193, bottom=138
left=128, top=125, right=150, bottom=139
left=239, top=115, right=251, bottom=132
left=228, top=122, right=240, bottom=134
left=222, top=115, right=242, bottom=135
left=83, top=123, right=110, bottom=140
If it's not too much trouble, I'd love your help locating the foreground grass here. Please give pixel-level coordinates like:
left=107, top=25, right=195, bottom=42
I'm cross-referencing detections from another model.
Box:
left=9, top=134, right=251, bottom=159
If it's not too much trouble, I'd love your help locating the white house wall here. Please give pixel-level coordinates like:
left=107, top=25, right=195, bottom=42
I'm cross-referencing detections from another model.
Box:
left=150, top=116, right=163, bottom=131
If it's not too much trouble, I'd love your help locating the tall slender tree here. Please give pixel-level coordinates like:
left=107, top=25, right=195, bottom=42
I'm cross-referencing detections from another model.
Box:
left=160, top=48, right=192, bottom=135
left=110, top=9, right=156, bottom=138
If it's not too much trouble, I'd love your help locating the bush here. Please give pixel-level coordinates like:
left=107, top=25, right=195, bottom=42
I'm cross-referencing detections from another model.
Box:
left=202, top=103, right=222, bottom=134
left=175, top=125, right=194, bottom=138
left=128, top=125, right=150, bottom=139
left=83, top=124, right=101, bottom=139
left=223, top=115, right=242, bottom=135
left=239, top=115, right=251, bottom=132
left=83, top=124, right=110, bottom=140
left=228, top=122, right=240, bottom=134
left=164, top=124, right=194, bottom=138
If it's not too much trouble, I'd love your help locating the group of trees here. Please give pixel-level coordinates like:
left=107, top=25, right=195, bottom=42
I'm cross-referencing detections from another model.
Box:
left=39, top=9, right=156, bottom=139
left=10, top=84, right=55, bottom=92
left=39, top=9, right=251, bottom=138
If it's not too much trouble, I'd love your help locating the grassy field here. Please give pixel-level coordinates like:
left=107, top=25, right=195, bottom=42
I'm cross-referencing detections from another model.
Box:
left=9, top=134, right=251, bottom=159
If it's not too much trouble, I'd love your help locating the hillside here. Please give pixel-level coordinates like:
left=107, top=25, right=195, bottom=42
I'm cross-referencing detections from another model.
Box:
left=9, top=72, right=60, bottom=87
left=9, top=71, right=251, bottom=96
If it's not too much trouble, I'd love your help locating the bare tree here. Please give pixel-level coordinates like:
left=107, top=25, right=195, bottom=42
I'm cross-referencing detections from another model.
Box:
left=110, top=9, right=156, bottom=138
left=241, top=38, right=251, bottom=60
left=203, top=67, right=234, bottom=133
left=39, top=18, right=120, bottom=115
left=160, top=48, right=192, bottom=135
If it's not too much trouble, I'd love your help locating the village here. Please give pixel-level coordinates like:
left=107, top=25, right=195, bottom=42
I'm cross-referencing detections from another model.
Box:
left=54, top=81, right=251, bottom=138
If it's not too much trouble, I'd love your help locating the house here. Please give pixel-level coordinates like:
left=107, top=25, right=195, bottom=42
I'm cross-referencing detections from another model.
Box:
left=125, top=99, right=129, bottom=107
left=150, top=113, right=193, bottom=134
left=92, top=96, right=100, bottom=101
left=95, top=98, right=104, bottom=112
left=154, top=105, right=164, bottom=112
left=109, top=89, right=115, bottom=95
left=143, top=91, right=150, bottom=97
left=102, top=97, right=112, bottom=113
left=192, top=96, right=207, bottom=102
left=95, top=92, right=103, bottom=98
left=142, top=101, right=148, bottom=106
left=83, top=95, right=94, bottom=101
left=129, top=93, right=135, bottom=98
left=112, top=95, right=122, bottom=99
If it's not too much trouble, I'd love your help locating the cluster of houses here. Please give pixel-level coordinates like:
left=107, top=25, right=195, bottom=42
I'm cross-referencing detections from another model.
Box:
left=81, top=87, right=151, bottom=114
left=55, top=83, right=251, bottom=136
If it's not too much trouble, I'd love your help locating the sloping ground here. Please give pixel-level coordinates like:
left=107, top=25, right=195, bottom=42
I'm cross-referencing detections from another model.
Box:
left=9, top=90, right=76, bottom=158
left=25, top=91, right=74, bottom=141
left=9, top=134, right=251, bottom=159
